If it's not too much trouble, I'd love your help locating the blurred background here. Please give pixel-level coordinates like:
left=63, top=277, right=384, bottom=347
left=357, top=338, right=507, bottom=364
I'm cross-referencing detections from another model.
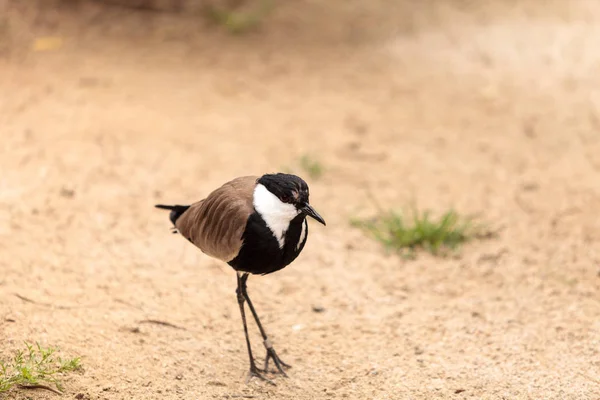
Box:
left=1, top=0, right=600, bottom=399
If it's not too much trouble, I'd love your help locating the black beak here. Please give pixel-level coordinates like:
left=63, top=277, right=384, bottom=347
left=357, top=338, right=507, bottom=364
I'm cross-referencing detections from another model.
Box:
left=301, top=203, right=326, bottom=226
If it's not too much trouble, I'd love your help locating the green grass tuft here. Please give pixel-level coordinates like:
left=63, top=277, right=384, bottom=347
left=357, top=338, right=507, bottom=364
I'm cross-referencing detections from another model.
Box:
left=280, top=154, right=325, bottom=180
left=352, top=208, right=488, bottom=258
left=299, top=155, right=324, bottom=180
left=0, top=342, right=82, bottom=394
left=205, top=0, right=274, bottom=34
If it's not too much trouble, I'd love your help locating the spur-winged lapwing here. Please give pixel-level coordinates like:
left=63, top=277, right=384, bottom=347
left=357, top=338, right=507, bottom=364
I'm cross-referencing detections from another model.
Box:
left=155, top=173, right=326, bottom=382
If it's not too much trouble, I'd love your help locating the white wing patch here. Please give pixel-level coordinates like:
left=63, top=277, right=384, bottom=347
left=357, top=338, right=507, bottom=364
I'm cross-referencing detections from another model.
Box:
left=253, top=184, right=300, bottom=248
left=297, top=219, right=308, bottom=250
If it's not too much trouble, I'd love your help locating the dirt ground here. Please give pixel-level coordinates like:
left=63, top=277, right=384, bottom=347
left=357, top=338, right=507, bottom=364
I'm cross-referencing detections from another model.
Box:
left=2, top=0, right=600, bottom=399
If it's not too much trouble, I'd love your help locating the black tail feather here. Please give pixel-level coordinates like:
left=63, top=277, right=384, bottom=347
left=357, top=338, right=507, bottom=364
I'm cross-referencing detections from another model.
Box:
left=155, top=204, right=190, bottom=226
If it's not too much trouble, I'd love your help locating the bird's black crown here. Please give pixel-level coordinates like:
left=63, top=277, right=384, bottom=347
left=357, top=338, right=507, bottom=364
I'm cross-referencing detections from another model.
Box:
left=257, top=173, right=309, bottom=205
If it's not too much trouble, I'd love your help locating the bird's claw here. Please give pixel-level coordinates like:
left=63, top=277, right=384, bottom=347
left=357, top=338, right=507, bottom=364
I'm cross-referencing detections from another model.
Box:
left=246, top=365, right=275, bottom=385
left=261, top=347, right=291, bottom=376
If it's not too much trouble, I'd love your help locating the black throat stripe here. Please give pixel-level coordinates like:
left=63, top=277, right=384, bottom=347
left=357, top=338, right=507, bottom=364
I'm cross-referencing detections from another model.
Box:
left=228, top=212, right=308, bottom=275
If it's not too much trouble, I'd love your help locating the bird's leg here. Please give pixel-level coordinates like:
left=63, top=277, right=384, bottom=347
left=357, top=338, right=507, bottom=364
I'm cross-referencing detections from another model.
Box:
left=236, top=273, right=274, bottom=385
left=239, top=273, right=291, bottom=376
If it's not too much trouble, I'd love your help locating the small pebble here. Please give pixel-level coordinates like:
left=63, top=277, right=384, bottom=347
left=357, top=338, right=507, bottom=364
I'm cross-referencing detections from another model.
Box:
left=312, top=305, right=325, bottom=313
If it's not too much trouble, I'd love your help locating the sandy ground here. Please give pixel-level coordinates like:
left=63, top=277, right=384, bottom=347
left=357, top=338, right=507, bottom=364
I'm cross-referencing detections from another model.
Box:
left=2, top=0, right=600, bottom=399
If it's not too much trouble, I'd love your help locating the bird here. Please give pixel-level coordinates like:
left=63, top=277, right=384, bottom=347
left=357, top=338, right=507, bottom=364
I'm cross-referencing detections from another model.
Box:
left=155, top=173, right=326, bottom=383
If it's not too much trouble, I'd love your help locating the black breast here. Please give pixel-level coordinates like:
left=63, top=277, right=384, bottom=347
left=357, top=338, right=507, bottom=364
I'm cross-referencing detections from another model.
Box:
left=228, top=213, right=308, bottom=275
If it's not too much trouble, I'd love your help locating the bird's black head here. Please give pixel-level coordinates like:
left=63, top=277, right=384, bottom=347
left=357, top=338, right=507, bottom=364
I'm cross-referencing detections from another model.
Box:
left=258, top=173, right=309, bottom=204
left=257, top=173, right=326, bottom=225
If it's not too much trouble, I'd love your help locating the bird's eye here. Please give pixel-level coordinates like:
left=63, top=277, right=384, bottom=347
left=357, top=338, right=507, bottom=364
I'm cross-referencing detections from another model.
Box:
left=280, top=195, right=290, bottom=203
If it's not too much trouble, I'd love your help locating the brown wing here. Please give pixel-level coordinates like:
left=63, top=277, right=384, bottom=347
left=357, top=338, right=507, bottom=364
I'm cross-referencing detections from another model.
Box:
left=175, top=176, right=258, bottom=262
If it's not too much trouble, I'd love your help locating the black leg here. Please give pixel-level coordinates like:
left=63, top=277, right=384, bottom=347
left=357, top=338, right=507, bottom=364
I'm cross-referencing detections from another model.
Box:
left=238, top=273, right=291, bottom=376
left=236, top=273, right=273, bottom=384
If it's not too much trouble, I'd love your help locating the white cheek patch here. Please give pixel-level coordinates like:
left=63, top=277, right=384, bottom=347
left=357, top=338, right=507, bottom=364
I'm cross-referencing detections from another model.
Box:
left=253, top=184, right=300, bottom=248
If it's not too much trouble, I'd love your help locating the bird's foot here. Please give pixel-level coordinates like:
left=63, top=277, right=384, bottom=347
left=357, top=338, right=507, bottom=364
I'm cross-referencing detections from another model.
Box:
left=261, top=346, right=291, bottom=376
left=246, top=364, right=275, bottom=385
